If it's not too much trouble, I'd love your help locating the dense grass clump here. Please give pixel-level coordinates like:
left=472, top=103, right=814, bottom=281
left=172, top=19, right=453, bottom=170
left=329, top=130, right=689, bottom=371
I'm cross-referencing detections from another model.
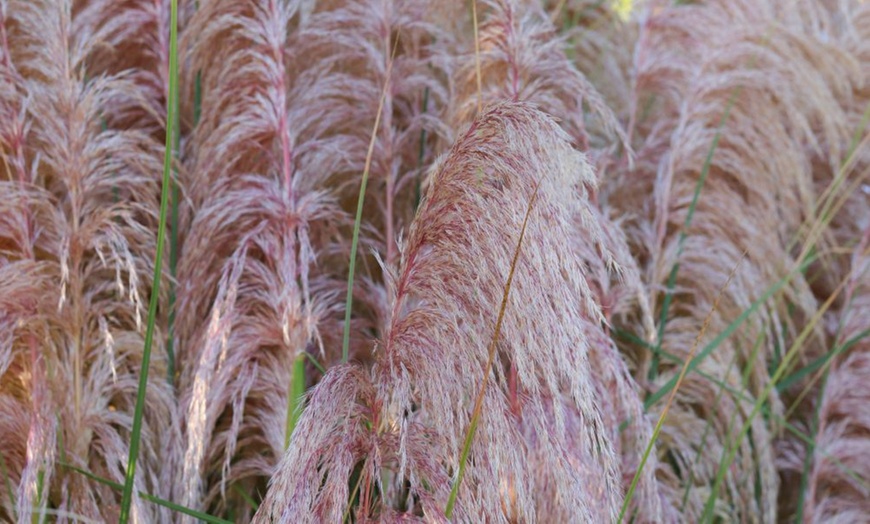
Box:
left=0, top=0, right=868, bottom=522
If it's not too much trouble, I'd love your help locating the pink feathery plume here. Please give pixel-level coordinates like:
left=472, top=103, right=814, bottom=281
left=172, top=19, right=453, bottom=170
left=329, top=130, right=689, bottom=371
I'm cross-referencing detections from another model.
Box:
left=613, top=0, right=861, bottom=519
left=1, top=0, right=176, bottom=520
left=802, top=229, right=870, bottom=522
left=257, top=102, right=628, bottom=522
left=175, top=0, right=354, bottom=518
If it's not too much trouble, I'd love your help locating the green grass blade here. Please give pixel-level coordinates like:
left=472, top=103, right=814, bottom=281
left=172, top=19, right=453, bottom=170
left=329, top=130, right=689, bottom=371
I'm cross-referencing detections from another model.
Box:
left=611, top=341, right=865, bottom=488
left=342, top=461, right=366, bottom=522
left=701, top=329, right=767, bottom=517
left=471, top=0, right=482, bottom=115
left=795, top=365, right=827, bottom=523
left=119, top=1, right=178, bottom=521
left=618, top=252, right=743, bottom=522
left=445, top=417, right=477, bottom=518
left=166, top=182, right=178, bottom=385
left=679, top=347, right=742, bottom=511
left=644, top=252, right=815, bottom=410
left=33, top=469, right=44, bottom=524
left=167, top=69, right=182, bottom=386
left=846, top=101, right=870, bottom=161
left=781, top=419, right=868, bottom=491
left=0, top=451, right=16, bottom=521
left=304, top=351, right=326, bottom=374
left=697, top=101, right=870, bottom=521
left=650, top=88, right=740, bottom=379
left=700, top=268, right=849, bottom=522
left=777, top=328, right=870, bottom=392
left=284, top=353, right=306, bottom=449
left=617, top=254, right=817, bottom=435
left=342, top=38, right=397, bottom=363
left=140, top=493, right=233, bottom=524
left=232, top=484, right=259, bottom=512
left=794, top=271, right=869, bottom=519
left=194, top=70, right=202, bottom=128
left=413, top=86, right=430, bottom=210
left=63, top=462, right=232, bottom=524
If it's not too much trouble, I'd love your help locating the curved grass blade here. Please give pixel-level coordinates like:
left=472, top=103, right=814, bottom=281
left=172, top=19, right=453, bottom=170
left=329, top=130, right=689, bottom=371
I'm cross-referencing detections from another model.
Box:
left=617, top=251, right=745, bottom=522
left=445, top=178, right=543, bottom=518
left=643, top=252, right=815, bottom=410
left=778, top=328, right=870, bottom=393
left=284, top=353, right=306, bottom=449
left=697, top=113, right=870, bottom=520
left=62, top=463, right=232, bottom=524
left=679, top=347, right=742, bottom=511
left=794, top=242, right=870, bottom=520
left=232, top=484, right=259, bottom=512
left=471, top=0, right=482, bottom=115
left=795, top=365, right=828, bottom=524
left=615, top=331, right=866, bottom=486
left=167, top=70, right=182, bottom=386
left=0, top=451, right=16, bottom=521
left=700, top=263, right=856, bottom=522
left=119, top=0, right=178, bottom=521
left=650, top=88, right=740, bottom=379
left=342, top=37, right=398, bottom=363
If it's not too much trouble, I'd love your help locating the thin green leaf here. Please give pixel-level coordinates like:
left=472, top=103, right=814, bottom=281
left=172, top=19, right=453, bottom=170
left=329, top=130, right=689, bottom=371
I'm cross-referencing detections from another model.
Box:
left=63, top=462, right=233, bottom=524
left=342, top=37, right=398, bottom=363
left=679, top=348, right=741, bottom=511
left=119, top=0, right=178, bottom=521
left=643, top=252, right=815, bottom=410
left=343, top=461, right=366, bottom=523
left=304, top=351, right=327, bottom=374
left=700, top=265, right=851, bottom=522
left=167, top=67, right=182, bottom=386
left=699, top=102, right=870, bottom=520
left=414, top=86, right=430, bottom=210
left=0, top=451, right=16, bottom=521
left=194, top=70, right=202, bottom=128
left=32, top=469, right=45, bottom=524
left=618, top=251, right=744, bottom=522
left=778, top=328, right=870, bottom=392
left=795, top=362, right=827, bottom=523
left=650, top=87, right=741, bottom=379
left=232, top=484, right=259, bottom=512
left=613, top=346, right=866, bottom=488
left=284, top=353, right=306, bottom=449
left=471, top=0, right=482, bottom=115
left=140, top=494, right=233, bottom=524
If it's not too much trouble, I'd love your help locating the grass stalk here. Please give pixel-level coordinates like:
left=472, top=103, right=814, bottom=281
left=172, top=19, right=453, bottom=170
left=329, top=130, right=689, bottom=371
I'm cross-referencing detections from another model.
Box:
left=63, top=462, right=231, bottom=524
left=643, top=252, right=816, bottom=410
left=700, top=262, right=855, bottom=522
left=232, top=484, right=259, bottom=512
left=167, top=76, right=181, bottom=386
left=617, top=328, right=866, bottom=485
left=342, top=37, right=398, bottom=363
left=118, top=0, right=178, bottom=521
left=445, top=178, right=543, bottom=518
left=650, top=87, right=741, bottom=379
left=795, top=367, right=827, bottom=523
left=471, top=0, right=482, bottom=115
left=284, top=353, right=306, bottom=449
left=618, top=251, right=745, bottom=522
left=679, top=348, right=741, bottom=511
